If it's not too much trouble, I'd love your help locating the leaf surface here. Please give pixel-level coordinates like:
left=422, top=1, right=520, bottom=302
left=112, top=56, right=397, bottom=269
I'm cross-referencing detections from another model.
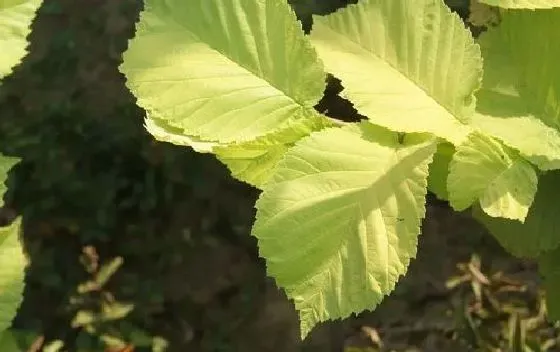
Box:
left=309, top=0, right=482, bottom=145
left=121, top=0, right=326, bottom=143
left=473, top=171, right=560, bottom=258
left=0, top=155, right=19, bottom=207
left=479, top=0, right=560, bottom=8
left=472, top=9, right=560, bottom=170
left=0, top=218, right=25, bottom=333
left=144, top=115, right=218, bottom=153
left=215, top=112, right=334, bottom=188
left=448, top=132, right=537, bottom=222
left=0, top=0, right=42, bottom=79
left=252, top=122, right=436, bottom=337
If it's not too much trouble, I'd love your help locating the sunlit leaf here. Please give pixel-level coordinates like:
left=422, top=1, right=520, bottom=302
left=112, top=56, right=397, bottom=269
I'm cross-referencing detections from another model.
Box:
left=253, top=122, right=436, bottom=337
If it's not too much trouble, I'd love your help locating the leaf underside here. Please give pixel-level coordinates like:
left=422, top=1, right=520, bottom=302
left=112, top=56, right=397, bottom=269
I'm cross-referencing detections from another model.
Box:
left=0, top=156, right=24, bottom=335
left=121, top=0, right=326, bottom=144
left=214, top=112, right=334, bottom=188
left=448, top=132, right=537, bottom=222
left=0, top=218, right=26, bottom=333
left=0, top=155, right=19, bottom=208
left=143, top=114, right=218, bottom=153
left=309, top=0, right=482, bottom=145
left=0, top=0, right=42, bottom=80
left=252, top=122, right=436, bottom=338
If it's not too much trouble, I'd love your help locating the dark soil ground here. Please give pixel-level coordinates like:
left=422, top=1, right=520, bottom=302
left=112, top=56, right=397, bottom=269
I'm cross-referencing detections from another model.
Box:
left=0, top=0, right=558, bottom=351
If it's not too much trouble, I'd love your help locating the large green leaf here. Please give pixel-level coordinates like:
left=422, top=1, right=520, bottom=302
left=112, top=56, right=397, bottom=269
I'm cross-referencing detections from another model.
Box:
left=309, top=0, right=482, bottom=145
left=252, top=122, right=437, bottom=338
left=472, top=9, right=560, bottom=170
left=121, top=0, right=326, bottom=144
left=0, top=0, right=42, bottom=79
left=479, top=0, right=560, bottom=8
left=0, top=155, right=19, bottom=207
left=473, top=171, right=560, bottom=258
left=0, top=218, right=26, bottom=333
left=215, top=112, right=334, bottom=188
left=448, top=132, right=538, bottom=222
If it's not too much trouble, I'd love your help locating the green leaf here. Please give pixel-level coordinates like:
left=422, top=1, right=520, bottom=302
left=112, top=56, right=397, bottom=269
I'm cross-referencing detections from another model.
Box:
left=0, top=330, right=21, bottom=352
left=0, top=154, right=20, bottom=207
left=121, top=0, right=326, bottom=144
left=252, top=122, right=437, bottom=338
left=215, top=112, right=334, bottom=188
left=427, top=142, right=455, bottom=201
left=473, top=171, right=560, bottom=258
left=448, top=132, right=538, bottom=222
left=144, top=115, right=218, bottom=153
left=0, top=1, right=35, bottom=335
left=472, top=9, right=560, bottom=170
left=539, top=247, right=560, bottom=321
left=0, top=0, right=42, bottom=80
left=309, top=0, right=482, bottom=145
left=479, top=0, right=560, bottom=8
left=0, top=218, right=26, bottom=333
left=146, top=109, right=336, bottom=188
